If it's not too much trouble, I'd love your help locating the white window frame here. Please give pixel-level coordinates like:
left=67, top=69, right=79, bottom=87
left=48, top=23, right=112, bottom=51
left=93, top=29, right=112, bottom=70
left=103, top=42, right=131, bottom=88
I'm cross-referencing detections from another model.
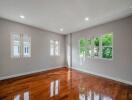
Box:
left=50, top=40, right=55, bottom=56
left=79, top=32, right=113, bottom=62
left=11, top=33, right=31, bottom=58
left=11, top=33, right=21, bottom=58
left=50, top=40, right=60, bottom=56
left=23, top=33, right=31, bottom=58
left=100, top=32, right=113, bottom=60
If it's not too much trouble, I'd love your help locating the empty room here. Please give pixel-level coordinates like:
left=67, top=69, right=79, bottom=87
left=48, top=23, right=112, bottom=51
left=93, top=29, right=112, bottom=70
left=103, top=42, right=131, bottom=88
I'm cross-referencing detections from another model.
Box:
left=0, top=0, right=132, bottom=100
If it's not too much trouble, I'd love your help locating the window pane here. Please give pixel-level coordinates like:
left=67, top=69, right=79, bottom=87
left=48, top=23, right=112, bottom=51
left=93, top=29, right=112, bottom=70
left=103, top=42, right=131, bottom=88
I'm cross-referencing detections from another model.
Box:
left=13, top=45, right=20, bottom=56
left=94, top=46, right=99, bottom=57
left=102, top=47, right=112, bottom=59
left=80, top=39, right=88, bottom=56
left=23, top=33, right=31, bottom=57
left=94, top=37, right=100, bottom=57
left=23, top=46, right=30, bottom=56
left=80, top=47, right=86, bottom=57
left=55, top=41, right=59, bottom=56
left=80, top=39, right=93, bottom=57
left=50, top=40, right=54, bottom=56
left=94, top=37, right=100, bottom=46
left=102, top=33, right=112, bottom=46
left=23, top=42, right=31, bottom=57
left=11, top=33, right=21, bottom=57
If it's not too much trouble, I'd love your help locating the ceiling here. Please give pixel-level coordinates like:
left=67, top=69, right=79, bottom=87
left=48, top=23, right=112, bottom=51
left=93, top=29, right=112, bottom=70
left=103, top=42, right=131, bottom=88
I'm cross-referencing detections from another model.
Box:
left=0, top=0, right=132, bottom=34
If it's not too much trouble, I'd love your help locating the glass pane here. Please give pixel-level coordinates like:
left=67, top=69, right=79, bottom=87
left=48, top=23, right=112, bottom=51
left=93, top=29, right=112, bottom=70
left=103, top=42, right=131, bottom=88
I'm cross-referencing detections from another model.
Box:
left=50, top=40, right=54, bottom=56
left=80, top=39, right=86, bottom=57
left=80, top=39, right=91, bottom=47
left=12, top=33, right=20, bottom=41
left=94, top=37, right=100, bottom=57
left=13, top=45, right=20, bottom=56
left=102, top=33, right=112, bottom=46
left=94, top=46, right=99, bottom=57
left=87, top=39, right=91, bottom=46
left=55, top=41, right=59, bottom=56
left=55, top=41, right=58, bottom=45
left=80, top=39, right=92, bottom=57
left=102, top=47, right=112, bottom=59
left=80, top=47, right=86, bottom=57
left=23, top=46, right=30, bottom=57
left=94, top=37, right=100, bottom=46
left=50, top=47, right=54, bottom=56
left=55, top=47, right=59, bottom=56
left=23, top=33, right=31, bottom=57
left=23, top=33, right=30, bottom=42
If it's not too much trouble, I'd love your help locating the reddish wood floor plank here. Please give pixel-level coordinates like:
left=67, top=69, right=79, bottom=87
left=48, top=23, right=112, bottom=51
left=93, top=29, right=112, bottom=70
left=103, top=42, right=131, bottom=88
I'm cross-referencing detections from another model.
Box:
left=0, top=67, right=132, bottom=100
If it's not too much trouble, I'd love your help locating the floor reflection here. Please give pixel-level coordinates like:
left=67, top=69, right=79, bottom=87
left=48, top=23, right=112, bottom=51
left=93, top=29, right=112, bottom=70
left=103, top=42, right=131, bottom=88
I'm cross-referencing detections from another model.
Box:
left=24, top=91, right=29, bottom=100
left=14, top=91, right=29, bottom=100
left=14, top=94, right=20, bottom=100
left=79, top=91, right=112, bottom=100
left=79, top=90, right=112, bottom=100
left=50, top=80, right=59, bottom=97
left=78, top=79, right=112, bottom=100
left=0, top=68, right=131, bottom=100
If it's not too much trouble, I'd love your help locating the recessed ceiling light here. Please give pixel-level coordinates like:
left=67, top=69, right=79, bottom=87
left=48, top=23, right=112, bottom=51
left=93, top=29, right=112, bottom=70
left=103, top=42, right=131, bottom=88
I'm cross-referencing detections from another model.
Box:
left=19, top=15, right=25, bottom=19
left=85, top=17, right=89, bottom=21
left=60, top=28, right=63, bottom=32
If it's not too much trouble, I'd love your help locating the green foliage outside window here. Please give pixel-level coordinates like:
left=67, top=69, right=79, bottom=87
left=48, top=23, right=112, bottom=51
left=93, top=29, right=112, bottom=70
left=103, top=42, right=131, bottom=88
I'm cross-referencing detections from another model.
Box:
left=79, top=32, right=113, bottom=60
left=102, top=33, right=112, bottom=46
left=102, top=47, right=112, bottom=59
left=94, top=37, right=100, bottom=57
left=94, top=37, right=100, bottom=46
left=102, top=33, right=112, bottom=59
left=80, top=39, right=91, bottom=57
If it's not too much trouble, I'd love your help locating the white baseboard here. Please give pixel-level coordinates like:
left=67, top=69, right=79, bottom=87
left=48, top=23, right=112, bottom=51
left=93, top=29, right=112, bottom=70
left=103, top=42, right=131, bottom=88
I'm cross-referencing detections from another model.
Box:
left=72, top=67, right=132, bottom=85
left=0, top=66, right=63, bottom=80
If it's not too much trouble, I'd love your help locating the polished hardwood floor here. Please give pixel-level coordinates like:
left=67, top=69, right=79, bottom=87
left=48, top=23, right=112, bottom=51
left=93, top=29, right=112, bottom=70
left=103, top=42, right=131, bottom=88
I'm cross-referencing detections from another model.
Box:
left=0, top=67, right=132, bottom=100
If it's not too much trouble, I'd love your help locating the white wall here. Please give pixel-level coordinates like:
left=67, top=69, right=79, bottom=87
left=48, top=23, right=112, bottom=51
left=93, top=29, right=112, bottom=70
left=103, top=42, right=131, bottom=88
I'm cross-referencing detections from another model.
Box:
left=68, top=16, right=132, bottom=84
left=0, top=18, right=65, bottom=79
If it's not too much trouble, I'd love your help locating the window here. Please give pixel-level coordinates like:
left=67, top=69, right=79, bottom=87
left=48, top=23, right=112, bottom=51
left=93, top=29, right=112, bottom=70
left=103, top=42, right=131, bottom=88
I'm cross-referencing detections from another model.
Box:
left=11, top=33, right=21, bottom=58
left=50, top=40, right=60, bottom=56
left=11, top=33, right=31, bottom=58
left=50, top=40, right=54, bottom=56
left=80, top=39, right=87, bottom=64
left=101, top=33, right=112, bottom=59
left=23, top=33, right=31, bottom=57
left=79, top=32, right=113, bottom=62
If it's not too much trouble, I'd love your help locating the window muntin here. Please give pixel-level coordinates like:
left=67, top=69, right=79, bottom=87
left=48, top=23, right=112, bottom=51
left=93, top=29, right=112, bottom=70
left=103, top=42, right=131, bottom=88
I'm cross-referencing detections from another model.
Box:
left=11, top=33, right=21, bottom=58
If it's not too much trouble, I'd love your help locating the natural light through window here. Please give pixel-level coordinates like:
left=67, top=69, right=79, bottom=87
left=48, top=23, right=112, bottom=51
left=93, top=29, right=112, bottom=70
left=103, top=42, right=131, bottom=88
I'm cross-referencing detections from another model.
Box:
left=23, top=33, right=31, bottom=57
left=50, top=80, right=59, bottom=97
left=11, top=33, right=31, bottom=58
left=11, top=33, right=21, bottom=58
left=79, top=32, right=113, bottom=64
left=14, top=91, right=29, bottom=100
left=50, top=40, right=60, bottom=56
